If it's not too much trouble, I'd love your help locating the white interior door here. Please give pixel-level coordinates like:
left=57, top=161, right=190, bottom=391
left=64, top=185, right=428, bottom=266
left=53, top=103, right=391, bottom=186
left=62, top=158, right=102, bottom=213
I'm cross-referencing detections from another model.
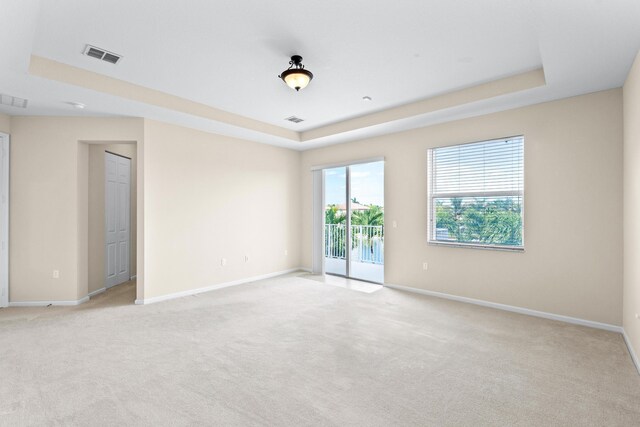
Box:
left=105, top=152, right=131, bottom=288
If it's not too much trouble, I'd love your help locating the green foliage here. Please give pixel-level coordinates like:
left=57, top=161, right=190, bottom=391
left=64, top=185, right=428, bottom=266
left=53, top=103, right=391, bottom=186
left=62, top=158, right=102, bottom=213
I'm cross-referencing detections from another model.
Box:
left=325, top=205, right=346, bottom=258
left=325, top=205, right=346, bottom=225
left=325, top=204, right=385, bottom=259
left=351, top=205, right=384, bottom=257
left=435, top=197, right=522, bottom=246
left=351, top=205, right=384, bottom=226
left=325, top=204, right=385, bottom=227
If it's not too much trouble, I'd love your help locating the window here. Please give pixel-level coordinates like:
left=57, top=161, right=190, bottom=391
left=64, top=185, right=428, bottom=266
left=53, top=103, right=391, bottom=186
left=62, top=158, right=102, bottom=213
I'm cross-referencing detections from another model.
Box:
left=428, top=136, right=524, bottom=250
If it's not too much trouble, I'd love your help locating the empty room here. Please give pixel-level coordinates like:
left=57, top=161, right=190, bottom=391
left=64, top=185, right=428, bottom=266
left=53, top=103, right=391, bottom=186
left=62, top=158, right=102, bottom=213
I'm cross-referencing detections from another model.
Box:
left=1, top=0, right=640, bottom=425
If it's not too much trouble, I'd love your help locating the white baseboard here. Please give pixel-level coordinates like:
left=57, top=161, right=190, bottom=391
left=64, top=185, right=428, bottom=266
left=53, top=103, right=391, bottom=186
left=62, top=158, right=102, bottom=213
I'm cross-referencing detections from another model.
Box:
left=9, top=295, right=90, bottom=307
left=622, top=330, right=640, bottom=374
left=88, top=287, right=106, bottom=298
left=134, top=268, right=305, bottom=305
left=384, top=283, right=623, bottom=333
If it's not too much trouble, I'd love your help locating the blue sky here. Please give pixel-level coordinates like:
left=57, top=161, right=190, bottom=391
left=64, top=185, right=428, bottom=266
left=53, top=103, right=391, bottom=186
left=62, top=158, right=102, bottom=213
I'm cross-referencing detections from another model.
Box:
left=325, top=161, right=384, bottom=206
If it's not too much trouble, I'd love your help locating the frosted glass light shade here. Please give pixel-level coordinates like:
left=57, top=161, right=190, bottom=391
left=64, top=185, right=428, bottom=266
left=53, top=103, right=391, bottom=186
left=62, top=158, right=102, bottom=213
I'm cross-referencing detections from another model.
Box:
left=279, top=55, right=313, bottom=91
left=281, top=69, right=313, bottom=91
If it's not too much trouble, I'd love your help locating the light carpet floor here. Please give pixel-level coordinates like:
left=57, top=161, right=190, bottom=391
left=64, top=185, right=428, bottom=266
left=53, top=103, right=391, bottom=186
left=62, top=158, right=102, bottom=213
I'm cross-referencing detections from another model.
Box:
left=1, top=273, right=639, bottom=426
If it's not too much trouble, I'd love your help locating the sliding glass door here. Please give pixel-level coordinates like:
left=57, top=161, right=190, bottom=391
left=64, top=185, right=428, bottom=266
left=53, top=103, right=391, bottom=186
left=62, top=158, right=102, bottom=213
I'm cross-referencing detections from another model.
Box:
left=349, top=162, right=384, bottom=282
left=324, top=166, right=347, bottom=276
left=323, top=161, right=384, bottom=283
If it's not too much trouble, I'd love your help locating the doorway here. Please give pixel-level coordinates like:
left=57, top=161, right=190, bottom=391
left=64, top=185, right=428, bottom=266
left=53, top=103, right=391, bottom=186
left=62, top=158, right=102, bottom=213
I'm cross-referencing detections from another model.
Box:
left=323, top=160, right=384, bottom=283
left=104, top=151, right=131, bottom=288
left=85, top=142, right=137, bottom=301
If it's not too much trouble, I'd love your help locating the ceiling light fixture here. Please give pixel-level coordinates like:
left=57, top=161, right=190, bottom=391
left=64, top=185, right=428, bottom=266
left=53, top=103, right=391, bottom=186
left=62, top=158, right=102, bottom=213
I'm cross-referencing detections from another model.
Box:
left=278, top=55, right=313, bottom=91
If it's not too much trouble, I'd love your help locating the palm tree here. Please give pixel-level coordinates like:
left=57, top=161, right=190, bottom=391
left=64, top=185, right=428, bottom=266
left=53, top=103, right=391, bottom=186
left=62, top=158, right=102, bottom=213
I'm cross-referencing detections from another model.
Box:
left=325, top=205, right=346, bottom=259
left=351, top=205, right=383, bottom=226
left=325, top=204, right=346, bottom=225
left=351, top=205, right=384, bottom=262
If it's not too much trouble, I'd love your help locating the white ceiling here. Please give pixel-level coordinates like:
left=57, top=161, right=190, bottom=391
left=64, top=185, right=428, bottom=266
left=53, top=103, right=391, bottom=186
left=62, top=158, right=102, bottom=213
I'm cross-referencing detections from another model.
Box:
left=1, top=0, right=639, bottom=149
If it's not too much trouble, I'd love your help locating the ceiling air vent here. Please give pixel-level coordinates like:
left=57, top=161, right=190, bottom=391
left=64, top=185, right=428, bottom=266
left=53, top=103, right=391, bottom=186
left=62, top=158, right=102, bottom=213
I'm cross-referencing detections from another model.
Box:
left=0, top=93, right=28, bottom=109
left=83, top=44, right=122, bottom=64
left=284, top=116, right=304, bottom=123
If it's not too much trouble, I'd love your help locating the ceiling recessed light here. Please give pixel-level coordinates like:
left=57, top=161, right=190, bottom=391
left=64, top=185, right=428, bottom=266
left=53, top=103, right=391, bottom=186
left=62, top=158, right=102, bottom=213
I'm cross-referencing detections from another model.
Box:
left=362, top=96, right=372, bottom=102
left=66, top=102, right=86, bottom=109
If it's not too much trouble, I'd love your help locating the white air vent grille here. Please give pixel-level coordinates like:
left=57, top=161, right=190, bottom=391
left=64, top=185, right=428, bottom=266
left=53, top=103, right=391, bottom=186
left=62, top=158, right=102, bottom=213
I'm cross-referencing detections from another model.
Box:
left=83, top=44, right=122, bottom=64
left=0, top=94, right=28, bottom=109
left=285, top=116, right=304, bottom=123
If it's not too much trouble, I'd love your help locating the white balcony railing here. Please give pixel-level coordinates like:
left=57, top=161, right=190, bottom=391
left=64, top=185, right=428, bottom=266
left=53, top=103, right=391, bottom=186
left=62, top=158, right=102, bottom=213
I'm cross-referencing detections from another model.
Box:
left=324, top=224, right=384, bottom=264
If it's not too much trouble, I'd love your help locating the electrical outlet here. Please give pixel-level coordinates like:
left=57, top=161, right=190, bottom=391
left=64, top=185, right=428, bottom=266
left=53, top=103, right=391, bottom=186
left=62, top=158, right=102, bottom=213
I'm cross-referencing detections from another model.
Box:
left=221, top=258, right=227, bottom=267
left=422, top=262, right=428, bottom=271
left=284, top=249, right=288, bottom=256
left=636, top=313, right=639, bottom=320
left=53, top=270, right=60, bottom=279
left=392, top=220, right=397, bottom=228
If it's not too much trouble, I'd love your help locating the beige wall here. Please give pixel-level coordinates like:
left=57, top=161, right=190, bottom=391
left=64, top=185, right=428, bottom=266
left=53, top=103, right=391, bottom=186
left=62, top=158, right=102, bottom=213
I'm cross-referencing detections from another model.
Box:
left=8, top=115, right=299, bottom=303
left=4, top=87, right=628, bottom=328
left=10, top=117, right=143, bottom=302
left=623, top=52, right=640, bottom=359
left=0, top=113, right=10, bottom=133
left=88, top=143, right=137, bottom=293
left=142, top=120, right=301, bottom=299
left=301, top=89, right=623, bottom=326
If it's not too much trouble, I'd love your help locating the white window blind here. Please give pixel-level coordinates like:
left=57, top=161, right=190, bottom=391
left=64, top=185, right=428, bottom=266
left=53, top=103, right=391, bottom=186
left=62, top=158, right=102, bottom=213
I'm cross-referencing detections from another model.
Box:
left=428, top=136, right=524, bottom=249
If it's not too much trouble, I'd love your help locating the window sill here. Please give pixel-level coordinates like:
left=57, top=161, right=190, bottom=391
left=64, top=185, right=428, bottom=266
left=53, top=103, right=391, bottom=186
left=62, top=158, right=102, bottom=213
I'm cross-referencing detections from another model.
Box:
left=428, top=240, right=525, bottom=252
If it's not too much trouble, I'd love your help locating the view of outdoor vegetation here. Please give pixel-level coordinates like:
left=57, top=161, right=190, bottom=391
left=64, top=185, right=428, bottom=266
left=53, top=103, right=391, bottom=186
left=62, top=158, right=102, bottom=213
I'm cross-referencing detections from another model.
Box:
left=323, top=161, right=385, bottom=282
left=325, top=198, right=384, bottom=264
left=434, top=196, right=522, bottom=246
left=430, top=136, right=524, bottom=248
left=324, top=200, right=384, bottom=227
